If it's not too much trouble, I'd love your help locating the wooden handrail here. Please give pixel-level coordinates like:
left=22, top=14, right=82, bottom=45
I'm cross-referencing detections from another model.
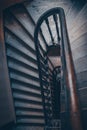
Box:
left=59, top=8, right=83, bottom=130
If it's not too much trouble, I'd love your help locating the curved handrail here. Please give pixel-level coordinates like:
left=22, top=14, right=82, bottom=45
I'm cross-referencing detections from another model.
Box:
left=34, top=7, right=83, bottom=130
left=34, top=7, right=62, bottom=45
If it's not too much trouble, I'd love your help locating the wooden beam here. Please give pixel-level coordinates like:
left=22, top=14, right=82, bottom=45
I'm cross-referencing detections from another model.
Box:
left=60, top=8, right=83, bottom=130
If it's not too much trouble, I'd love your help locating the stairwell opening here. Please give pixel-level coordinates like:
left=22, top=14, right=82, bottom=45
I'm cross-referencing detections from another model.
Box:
left=3, top=1, right=85, bottom=129
left=34, top=8, right=63, bottom=130
left=34, top=7, right=83, bottom=130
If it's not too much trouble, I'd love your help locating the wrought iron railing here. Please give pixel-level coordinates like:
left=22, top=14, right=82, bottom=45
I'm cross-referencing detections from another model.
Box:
left=34, top=7, right=83, bottom=130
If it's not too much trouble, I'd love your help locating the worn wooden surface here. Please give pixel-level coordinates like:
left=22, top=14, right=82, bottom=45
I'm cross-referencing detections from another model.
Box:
left=0, top=0, right=87, bottom=129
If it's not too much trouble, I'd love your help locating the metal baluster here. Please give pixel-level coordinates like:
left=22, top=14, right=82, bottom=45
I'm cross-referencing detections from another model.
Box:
left=44, top=56, right=51, bottom=124
left=45, top=18, right=54, bottom=44
left=39, top=28, right=48, bottom=48
left=53, top=14, right=60, bottom=43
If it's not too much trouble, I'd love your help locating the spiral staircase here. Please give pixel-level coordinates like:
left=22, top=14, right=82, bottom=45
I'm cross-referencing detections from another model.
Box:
left=0, top=0, right=87, bottom=130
